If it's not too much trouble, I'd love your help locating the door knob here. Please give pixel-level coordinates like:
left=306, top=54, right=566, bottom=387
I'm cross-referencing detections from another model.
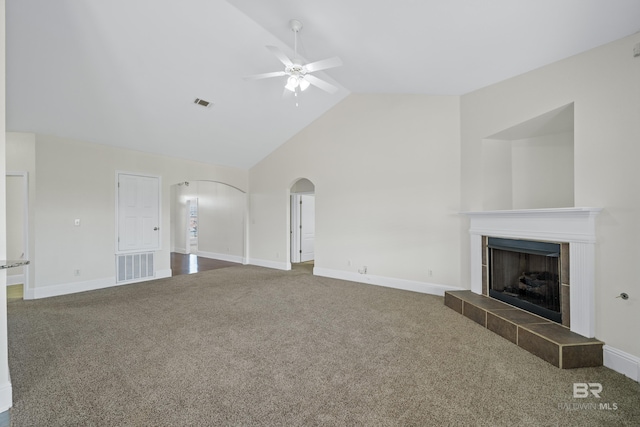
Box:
left=154, top=227, right=159, bottom=231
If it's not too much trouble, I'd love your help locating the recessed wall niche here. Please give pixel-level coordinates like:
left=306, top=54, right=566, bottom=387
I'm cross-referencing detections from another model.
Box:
left=481, top=103, right=574, bottom=210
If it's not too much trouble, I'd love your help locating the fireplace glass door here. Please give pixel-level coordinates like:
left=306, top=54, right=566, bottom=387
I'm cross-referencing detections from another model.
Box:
left=488, top=237, right=561, bottom=323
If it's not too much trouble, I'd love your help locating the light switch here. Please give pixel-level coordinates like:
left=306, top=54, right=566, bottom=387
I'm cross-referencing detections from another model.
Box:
left=74, top=219, right=81, bottom=226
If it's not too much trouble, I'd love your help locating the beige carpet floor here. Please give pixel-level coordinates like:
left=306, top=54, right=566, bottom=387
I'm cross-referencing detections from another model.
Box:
left=7, top=264, right=640, bottom=426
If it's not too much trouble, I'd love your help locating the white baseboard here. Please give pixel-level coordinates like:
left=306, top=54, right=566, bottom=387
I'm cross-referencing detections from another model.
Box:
left=603, top=345, right=640, bottom=382
left=173, top=247, right=188, bottom=254
left=6, top=274, right=24, bottom=286
left=26, top=269, right=172, bottom=300
left=313, top=267, right=464, bottom=297
left=248, top=258, right=290, bottom=270
left=0, top=381, right=12, bottom=413
left=196, top=251, right=245, bottom=264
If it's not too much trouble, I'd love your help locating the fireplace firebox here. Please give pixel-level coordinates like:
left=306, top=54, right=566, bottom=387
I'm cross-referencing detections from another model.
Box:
left=488, top=237, right=562, bottom=323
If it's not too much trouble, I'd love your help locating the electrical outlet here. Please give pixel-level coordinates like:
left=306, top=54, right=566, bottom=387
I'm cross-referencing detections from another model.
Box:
left=358, top=266, right=368, bottom=274
left=428, top=269, right=433, bottom=277
left=74, top=269, right=80, bottom=276
left=74, top=219, right=81, bottom=226
left=347, top=259, right=352, bottom=266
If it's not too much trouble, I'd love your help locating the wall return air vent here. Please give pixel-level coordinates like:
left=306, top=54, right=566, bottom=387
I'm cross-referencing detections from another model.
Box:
left=116, top=252, right=155, bottom=283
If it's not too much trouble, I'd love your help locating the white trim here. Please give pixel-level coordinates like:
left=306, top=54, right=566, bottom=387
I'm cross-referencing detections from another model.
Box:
left=249, top=258, right=290, bottom=270
left=0, top=381, right=12, bottom=413
left=469, top=234, right=483, bottom=294
left=6, top=274, right=24, bottom=286
left=463, top=207, right=601, bottom=338
left=173, top=247, right=188, bottom=255
left=195, top=251, right=245, bottom=264
left=603, top=345, right=640, bottom=383
left=569, top=243, right=595, bottom=338
left=25, top=270, right=171, bottom=300
left=29, top=277, right=129, bottom=299
left=23, top=288, right=35, bottom=300
left=313, top=267, right=464, bottom=297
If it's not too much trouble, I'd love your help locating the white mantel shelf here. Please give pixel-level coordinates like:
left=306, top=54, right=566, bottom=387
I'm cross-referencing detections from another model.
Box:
left=462, top=207, right=602, bottom=338
left=462, top=207, right=602, bottom=244
left=462, top=207, right=602, bottom=217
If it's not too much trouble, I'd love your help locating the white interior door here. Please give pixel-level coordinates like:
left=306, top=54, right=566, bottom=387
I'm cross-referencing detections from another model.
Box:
left=290, top=195, right=300, bottom=263
left=300, top=195, right=315, bottom=262
left=117, top=173, right=160, bottom=252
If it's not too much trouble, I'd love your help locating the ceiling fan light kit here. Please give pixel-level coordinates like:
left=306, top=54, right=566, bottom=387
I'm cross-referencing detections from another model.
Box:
left=245, top=19, right=342, bottom=99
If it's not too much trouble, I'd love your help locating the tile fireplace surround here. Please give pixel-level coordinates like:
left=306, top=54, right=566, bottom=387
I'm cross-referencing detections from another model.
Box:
left=449, top=208, right=604, bottom=368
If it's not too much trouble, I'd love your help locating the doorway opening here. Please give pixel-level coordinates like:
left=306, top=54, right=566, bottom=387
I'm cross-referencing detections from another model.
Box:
left=169, top=180, right=247, bottom=276
left=6, top=172, right=29, bottom=301
left=290, top=178, right=315, bottom=267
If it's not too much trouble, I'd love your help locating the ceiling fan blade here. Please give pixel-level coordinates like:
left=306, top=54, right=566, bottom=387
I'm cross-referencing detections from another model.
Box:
left=266, top=45, right=293, bottom=67
left=303, top=74, right=339, bottom=94
left=304, top=56, right=343, bottom=73
left=243, top=71, right=286, bottom=81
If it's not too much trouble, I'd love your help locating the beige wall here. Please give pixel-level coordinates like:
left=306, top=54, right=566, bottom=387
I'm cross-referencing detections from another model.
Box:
left=249, top=94, right=462, bottom=287
left=511, top=132, right=574, bottom=209
left=482, top=131, right=574, bottom=210
left=6, top=133, right=247, bottom=296
left=461, top=33, right=640, bottom=357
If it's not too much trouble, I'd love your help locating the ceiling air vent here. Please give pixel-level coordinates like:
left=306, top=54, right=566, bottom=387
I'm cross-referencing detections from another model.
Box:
left=194, top=98, right=212, bottom=108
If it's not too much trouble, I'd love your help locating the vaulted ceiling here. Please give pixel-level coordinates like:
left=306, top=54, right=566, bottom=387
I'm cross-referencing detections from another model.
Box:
left=6, top=1, right=640, bottom=168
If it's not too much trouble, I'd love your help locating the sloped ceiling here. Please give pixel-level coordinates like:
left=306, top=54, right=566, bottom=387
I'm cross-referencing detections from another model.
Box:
left=6, top=0, right=640, bottom=169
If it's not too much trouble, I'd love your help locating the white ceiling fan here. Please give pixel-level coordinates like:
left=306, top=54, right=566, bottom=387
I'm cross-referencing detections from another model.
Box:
left=245, top=19, right=342, bottom=96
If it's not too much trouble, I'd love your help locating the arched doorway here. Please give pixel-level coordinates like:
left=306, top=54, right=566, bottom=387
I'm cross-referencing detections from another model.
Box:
left=290, top=178, right=315, bottom=265
left=170, top=180, right=246, bottom=275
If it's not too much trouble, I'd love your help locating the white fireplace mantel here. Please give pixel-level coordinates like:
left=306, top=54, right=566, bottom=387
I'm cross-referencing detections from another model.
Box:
left=462, top=207, right=602, bottom=338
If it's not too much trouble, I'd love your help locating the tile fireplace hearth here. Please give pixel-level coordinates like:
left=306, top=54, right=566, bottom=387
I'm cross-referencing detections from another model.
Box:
left=444, top=290, right=603, bottom=368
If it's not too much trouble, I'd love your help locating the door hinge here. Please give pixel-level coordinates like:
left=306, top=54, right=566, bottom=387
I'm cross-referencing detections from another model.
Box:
left=299, top=250, right=302, bottom=254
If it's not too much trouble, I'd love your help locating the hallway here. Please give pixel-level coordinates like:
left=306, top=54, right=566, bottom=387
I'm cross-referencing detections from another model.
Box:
left=170, top=253, right=240, bottom=276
